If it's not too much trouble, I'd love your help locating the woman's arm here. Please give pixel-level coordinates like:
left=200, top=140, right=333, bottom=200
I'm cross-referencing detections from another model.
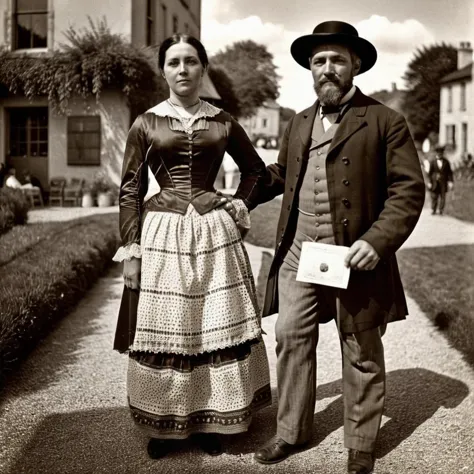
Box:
left=113, top=115, right=149, bottom=288
left=225, top=117, right=266, bottom=212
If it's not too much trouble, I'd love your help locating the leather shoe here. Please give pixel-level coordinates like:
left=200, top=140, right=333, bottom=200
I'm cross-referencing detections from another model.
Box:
left=194, top=433, right=222, bottom=456
left=254, top=437, right=304, bottom=464
left=347, top=449, right=375, bottom=474
left=147, top=438, right=173, bottom=459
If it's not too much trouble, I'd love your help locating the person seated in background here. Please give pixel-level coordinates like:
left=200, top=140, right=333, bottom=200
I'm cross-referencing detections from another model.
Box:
left=23, top=170, right=45, bottom=201
left=4, top=166, right=24, bottom=189
left=4, top=166, right=41, bottom=192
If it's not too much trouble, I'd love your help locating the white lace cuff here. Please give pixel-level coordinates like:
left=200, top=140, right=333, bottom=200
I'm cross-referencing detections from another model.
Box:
left=232, top=199, right=251, bottom=229
left=112, top=242, right=142, bottom=262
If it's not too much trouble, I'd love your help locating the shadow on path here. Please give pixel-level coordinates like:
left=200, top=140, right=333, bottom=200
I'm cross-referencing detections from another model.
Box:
left=308, top=368, right=469, bottom=458
left=7, top=369, right=467, bottom=473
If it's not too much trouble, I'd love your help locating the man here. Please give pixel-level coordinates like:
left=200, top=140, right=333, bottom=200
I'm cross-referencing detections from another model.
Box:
left=427, top=145, right=454, bottom=215
left=254, top=21, right=425, bottom=474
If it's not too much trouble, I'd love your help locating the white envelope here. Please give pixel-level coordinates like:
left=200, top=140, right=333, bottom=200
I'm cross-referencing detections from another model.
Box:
left=296, top=242, right=351, bottom=289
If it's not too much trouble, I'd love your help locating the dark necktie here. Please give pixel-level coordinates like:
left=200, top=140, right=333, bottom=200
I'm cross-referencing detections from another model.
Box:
left=320, top=104, right=344, bottom=115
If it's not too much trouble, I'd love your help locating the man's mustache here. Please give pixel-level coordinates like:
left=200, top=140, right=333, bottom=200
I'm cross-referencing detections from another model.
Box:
left=320, top=77, right=341, bottom=85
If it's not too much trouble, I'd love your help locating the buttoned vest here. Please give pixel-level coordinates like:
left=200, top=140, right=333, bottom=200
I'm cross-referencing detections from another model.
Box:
left=296, top=111, right=339, bottom=244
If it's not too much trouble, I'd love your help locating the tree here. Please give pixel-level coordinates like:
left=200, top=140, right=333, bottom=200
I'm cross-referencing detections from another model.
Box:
left=207, top=65, right=241, bottom=117
left=402, top=43, right=457, bottom=143
left=211, top=40, right=279, bottom=118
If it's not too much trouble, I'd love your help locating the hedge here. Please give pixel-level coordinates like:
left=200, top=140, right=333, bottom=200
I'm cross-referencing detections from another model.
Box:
left=0, top=187, right=30, bottom=235
left=0, top=213, right=120, bottom=380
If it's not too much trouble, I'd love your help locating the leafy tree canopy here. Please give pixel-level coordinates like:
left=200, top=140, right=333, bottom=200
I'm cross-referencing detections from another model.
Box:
left=0, top=17, right=167, bottom=115
left=211, top=40, right=280, bottom=118
left=207, top=66, right=241, bottom=117
left=402, top=43, right=457, bottom=142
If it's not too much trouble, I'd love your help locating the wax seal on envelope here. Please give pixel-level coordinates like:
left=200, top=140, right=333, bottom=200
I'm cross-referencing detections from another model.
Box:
left=320, top=263, right=329, bottom=272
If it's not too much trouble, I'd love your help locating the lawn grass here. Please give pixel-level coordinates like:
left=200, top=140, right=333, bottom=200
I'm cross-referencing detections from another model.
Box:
left=444, top=172, right=474, bottom=222
left=0, top=213, right=119, bottom=381
left=0, top=220, right=85, bottom=266
left=247, top=199, right=282, bottom=249
left=397, top=244, right=474, bottom=365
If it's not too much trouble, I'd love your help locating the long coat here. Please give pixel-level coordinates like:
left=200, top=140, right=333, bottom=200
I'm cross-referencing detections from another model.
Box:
left=428, top=157, right=453, bottom=194
left=258, top=88, right=426, bottom=333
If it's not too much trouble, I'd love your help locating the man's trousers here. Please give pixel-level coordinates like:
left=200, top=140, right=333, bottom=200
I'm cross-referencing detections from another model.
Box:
left=275, top=236, right=386, bottom=453
left=430, top=188, right=447, bottom=214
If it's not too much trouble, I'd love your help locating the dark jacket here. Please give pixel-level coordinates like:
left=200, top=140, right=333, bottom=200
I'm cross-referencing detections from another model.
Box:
left=428, top=157, right=453, bottom=193
left=258, top=88, right=426, bottom=333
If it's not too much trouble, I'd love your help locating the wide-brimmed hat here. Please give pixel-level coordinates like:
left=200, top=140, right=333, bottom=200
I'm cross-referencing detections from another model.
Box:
left=291, top=21, right=377, bottom=74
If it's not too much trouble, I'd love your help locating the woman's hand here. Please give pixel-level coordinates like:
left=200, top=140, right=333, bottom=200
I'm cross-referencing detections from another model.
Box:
left=219, top=196, right=238, bottom=222
left=123, top=257, right=141, bottom=290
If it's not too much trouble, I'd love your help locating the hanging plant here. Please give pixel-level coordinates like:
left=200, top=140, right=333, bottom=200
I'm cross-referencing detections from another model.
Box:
left=0, top=17, right=168, bottom=115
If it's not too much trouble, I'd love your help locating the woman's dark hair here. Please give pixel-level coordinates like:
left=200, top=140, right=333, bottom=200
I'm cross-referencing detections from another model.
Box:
left=158, top=34, right=209, bottom=71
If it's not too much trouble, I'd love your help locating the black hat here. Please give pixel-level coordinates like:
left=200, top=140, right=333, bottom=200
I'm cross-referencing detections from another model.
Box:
left=291, top=21, right=377, bottom=74
left=434, top=144, right=446, bottom=154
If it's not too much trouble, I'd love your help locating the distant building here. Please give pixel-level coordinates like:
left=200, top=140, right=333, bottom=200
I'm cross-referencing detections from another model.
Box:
left=0, top=0, right=218, bottom=190
left=240, top=101, right=280, bottom=147
left=439, top=41, right=473, bottom=167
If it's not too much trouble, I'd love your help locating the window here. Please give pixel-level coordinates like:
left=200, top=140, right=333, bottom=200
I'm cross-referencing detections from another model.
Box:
left=447, top=86, right=453, bottom=113
left=460, top=82, right=467, bottom=111
left=173, top=14, right=179, bottom=33
left=8, top=107, right=48, bottom=157
left=67, top=116, right=101, bottom=166
left=13, top=0, right=48, bottom=50
left=146, top=0, right=155, bottom=46
left=462, top=123, right=468, bottom=153
left=445, top=124, right=456, bottom=149
left=262, top=118, right=268, bottom=128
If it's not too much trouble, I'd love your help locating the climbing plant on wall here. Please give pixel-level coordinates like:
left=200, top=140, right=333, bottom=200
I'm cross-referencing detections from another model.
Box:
left=0, top=17, right=167, bottom=116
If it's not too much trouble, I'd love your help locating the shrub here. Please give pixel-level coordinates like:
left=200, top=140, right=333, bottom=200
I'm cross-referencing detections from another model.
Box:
left=0, top=213, right=119, bottom=380
left=0, top=187, right=30, bottom=235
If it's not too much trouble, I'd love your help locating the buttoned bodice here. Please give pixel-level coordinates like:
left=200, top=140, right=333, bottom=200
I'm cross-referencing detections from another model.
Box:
left=118, top=101, right=265, bottom=248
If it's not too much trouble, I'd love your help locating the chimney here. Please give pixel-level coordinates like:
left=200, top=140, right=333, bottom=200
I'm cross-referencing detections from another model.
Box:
left=392, top=82, right=397, bottom=91
left=458, top=41, right=473, bottom=69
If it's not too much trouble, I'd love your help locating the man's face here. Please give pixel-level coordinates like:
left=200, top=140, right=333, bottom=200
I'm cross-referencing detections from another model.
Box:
left=310, top=44, right=360, bottom=106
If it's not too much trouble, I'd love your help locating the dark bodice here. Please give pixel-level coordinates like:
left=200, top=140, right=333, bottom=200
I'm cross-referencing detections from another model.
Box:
left=119, top=105, right=265, bottom=248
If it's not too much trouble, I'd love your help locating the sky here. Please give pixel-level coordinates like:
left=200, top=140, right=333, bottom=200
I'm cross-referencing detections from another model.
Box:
left=201, top=0, right=474, bottom=112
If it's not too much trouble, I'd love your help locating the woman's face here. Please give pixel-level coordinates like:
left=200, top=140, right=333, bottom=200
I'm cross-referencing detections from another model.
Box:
left=163, top=41, right=204, bottom=98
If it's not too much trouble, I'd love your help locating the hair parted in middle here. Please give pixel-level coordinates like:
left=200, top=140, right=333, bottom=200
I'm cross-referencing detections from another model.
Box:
left=158, top=33, right=209, bottom=71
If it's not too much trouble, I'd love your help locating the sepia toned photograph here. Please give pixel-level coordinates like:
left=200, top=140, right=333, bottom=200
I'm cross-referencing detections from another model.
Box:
left=0, top=1, right=473, bottom=473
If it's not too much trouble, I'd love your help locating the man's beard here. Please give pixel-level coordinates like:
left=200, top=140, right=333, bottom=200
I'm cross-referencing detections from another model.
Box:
left=314, top=76, right=353, bottom=106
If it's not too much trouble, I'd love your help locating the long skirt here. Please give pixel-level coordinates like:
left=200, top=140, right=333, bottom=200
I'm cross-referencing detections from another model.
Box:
left=127, top=206, right=271, bottom=439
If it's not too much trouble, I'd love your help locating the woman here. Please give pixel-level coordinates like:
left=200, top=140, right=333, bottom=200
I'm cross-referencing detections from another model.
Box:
left=112, top=34, right=271, bottom=459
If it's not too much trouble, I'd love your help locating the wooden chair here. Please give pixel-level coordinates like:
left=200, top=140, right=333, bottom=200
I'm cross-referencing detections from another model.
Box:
left=49, top=177, right=66, bottom=206
left=22, top=187, right=44, bottom=208
left=63, top=178, right=84, bottom=207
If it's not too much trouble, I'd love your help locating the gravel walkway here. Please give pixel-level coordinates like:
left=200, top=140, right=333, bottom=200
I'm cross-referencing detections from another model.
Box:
left=1, top=208, right=473, bottom=473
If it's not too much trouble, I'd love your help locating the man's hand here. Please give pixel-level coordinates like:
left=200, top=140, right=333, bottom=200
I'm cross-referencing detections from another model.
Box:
left=123, top=257, right=141, bottom=290
left=448, top=181, right=454, bottom=191
left=344, top=240, right=380, bottom=271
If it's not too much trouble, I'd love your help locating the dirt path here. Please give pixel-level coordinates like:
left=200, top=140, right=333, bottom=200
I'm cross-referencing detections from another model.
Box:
left=1, top=208, right=473, bottom=473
